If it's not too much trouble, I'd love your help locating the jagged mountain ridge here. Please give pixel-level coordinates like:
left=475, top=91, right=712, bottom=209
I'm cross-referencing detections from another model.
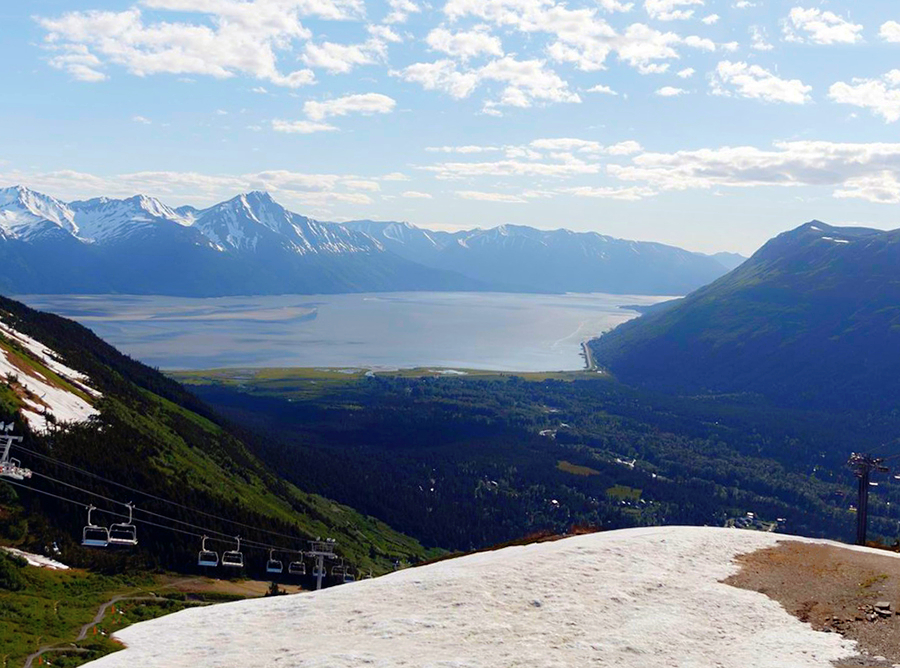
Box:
left=0, top=185, right=737, bottom=296
left=589, top=220, right=900, bottom=410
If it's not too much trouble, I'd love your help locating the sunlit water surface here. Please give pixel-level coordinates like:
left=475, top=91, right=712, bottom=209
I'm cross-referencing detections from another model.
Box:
left=17, top=292, right=673, bottom=371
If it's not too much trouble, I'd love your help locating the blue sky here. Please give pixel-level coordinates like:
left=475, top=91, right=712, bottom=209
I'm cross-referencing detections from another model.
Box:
left=2, top=0, right=899, bottom=254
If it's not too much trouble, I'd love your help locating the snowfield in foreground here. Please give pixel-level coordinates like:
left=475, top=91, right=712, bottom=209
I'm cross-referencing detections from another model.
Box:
left=87, top=526, right=859, bottom=668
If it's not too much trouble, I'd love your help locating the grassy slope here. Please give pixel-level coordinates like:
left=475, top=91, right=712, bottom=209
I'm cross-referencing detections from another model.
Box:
left=0, top=293, right=432, bottom=576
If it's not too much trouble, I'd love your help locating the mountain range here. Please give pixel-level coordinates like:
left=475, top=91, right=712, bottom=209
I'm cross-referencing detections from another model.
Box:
left=590, top=220, right=900, bottom=410
left=0, top=186, right=740, bottom=296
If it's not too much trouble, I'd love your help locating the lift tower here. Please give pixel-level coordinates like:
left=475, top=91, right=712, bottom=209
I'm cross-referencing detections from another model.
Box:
left=848, top=453, right=889, bottom=546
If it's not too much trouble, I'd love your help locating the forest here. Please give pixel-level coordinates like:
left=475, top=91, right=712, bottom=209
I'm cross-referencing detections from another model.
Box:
left=181, top=368, right=900, bottom=552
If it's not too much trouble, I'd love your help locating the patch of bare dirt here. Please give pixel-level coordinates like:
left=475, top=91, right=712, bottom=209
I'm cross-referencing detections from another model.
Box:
left=726, top=541, right=900, bottom=667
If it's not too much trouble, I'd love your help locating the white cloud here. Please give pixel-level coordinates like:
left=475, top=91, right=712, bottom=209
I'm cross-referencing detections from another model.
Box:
left=644, top=0, right=704, bottom=21
left=132, top=115, right=152, bottom=124
left=560, top=185, right=656, bottom=200
left=701, top=14, right=719, bottom=25
left=676, top=68, right=694, bottom=78
left=782, top=7, right=863, bottom=45
left=711, top=61, right=812, bottom=105
left=586, top=84, right=618, bottom=94
left=444, top=0, right=713, bottom=76
left=401, top=190, right=433, bottom=198
left=381, top=172, right=411, bottom=181
left=656, top=86, right=686, bottom=96
left=606, top=139, right=900, bottom=204
left=733, top=1, right=755, bottom=8
left=302, top=39, right=387, bottom=74
left=36, top=3, right=333, bottom=87
left=598, top=0, right=635, bottom=11
left=0, top=165, right=383, bottom=211
left=829, top=71, right=900, bottom=123
left=530, top=138, right=603, bottom=153
left=384, top=0, right=421, bottom=24
left=834, top=172, right=900, bottom=204
left=393, top=60, right=481, bottom=99
left=749, top=26, right=773, bottom=51
left=426, top=26, right=504, bottom=60
left=304, top=93, right=397, bottom=120
left=251, top=86, right=268, bottom=94
left=606, top=140, right=643, bottom=155
left=879, top=21, right=900, bottom=43
left=271, top=119, right=339, bottom=133
left=455, top=190, right=528, bottom=203
left=426, top=145, right=502, bottom=153
left=424, top=156, right=601, bottom=179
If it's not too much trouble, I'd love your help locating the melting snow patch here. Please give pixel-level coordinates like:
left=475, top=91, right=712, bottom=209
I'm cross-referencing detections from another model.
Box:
left=3, top=547, right=69, bottom=570
left=0, top=318, right=100, bottom=432
left=821, top=237, right=850, bottom=244
left=87, top=526, right=857, bottom=668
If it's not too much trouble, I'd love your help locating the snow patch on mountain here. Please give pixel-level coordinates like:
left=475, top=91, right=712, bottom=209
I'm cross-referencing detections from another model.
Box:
left=87, top=526, right=856, bottom=668
left=0, top=318, right=100, bottom=432
left=2, top=546, right=69, bottom=570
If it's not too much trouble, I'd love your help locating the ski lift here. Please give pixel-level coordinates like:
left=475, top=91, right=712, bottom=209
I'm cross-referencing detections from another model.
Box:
left=266, top=548, right=283, bottom=574
left=222, top=536, right=244, bottom=568
left=108, top=502, right=138, bottom=546
left=81, top=505, right=109, bottom=547
left=198, top=535, right=219, bottom=567
left=288, top=558, right=306, bottom=576
left=0, top=432, right=29, bottom=480
left=342, top=569, right=355, bottom=583
left=363, top=571, right=374, bottom=580
left=312, top=562, right=327, bottom=578
left=331, top=559, right=345, bottom=577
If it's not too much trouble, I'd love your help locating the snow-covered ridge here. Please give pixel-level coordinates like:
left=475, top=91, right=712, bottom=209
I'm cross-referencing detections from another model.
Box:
left=0, top=186, right=378, bottom=255
left=87, top=526, right=857, bottom=668
left=0, top=316, right=100, bottom=433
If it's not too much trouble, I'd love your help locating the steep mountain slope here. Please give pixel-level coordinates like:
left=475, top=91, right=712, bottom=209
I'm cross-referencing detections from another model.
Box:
left=347, top=220, right=733, bottom=295
left=0, top=294, right=429, bottom=575
left=0, top=186, right=733, bottom=296
left=590, top=221, right=900, bottom=409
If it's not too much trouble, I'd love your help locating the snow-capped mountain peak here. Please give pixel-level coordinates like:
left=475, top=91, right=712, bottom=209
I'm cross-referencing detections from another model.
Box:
left=68, top=194, right=191, bottom=243
left=0, top=185, right=77, bottom=240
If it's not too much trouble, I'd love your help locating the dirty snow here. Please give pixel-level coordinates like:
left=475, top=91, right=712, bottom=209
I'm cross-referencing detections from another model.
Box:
left=86, top=526, right=858, bottom=668
left=2, top=546, right=69, bottom=570
left=0, top=319, right=100, bottom=432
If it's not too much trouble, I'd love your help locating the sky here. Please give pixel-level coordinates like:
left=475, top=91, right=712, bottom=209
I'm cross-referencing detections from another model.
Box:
left=1, top=0, right=899, bottom=254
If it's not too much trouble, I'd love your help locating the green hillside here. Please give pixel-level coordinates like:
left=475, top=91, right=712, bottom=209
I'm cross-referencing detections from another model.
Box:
left=590, top=221, right=900, bottom=410
left=0, top=293, right=431, bottom=579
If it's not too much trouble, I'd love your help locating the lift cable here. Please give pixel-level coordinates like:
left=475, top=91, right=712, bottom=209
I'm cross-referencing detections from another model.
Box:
left=13, top=444, right=312, bottom=544
left=9, top=472, right=305, bottom=554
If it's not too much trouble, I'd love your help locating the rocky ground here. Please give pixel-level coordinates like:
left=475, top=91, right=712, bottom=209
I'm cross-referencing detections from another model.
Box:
left=726, top=541, right=900, bottom=667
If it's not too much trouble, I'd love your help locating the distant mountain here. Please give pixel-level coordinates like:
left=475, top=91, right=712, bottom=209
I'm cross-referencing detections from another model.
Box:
left=590, top=220, right=900, bottom=410
left=0, top=186, right=734, bottom=296
left=344, top=220, right=733, bottom=295
left=709, top=251, right=746, bottom=270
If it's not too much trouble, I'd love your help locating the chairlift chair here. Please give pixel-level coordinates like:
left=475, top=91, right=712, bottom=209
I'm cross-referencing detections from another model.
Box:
left=108, top=502, right=138, bottom=546
left=288, top=559, right=307, bottom=576
left=81, top=505, right=109, bottom=548
left=198, top=535, right=219, bottom=567
left=312, top=563, right=327, bottom=578
left=331, top=559, right=346, bottom=577
left=342, top=569, right=355, bottom=583
left=266, top=548, right=283, bottom=574
left=222, top=536, right=244, bottom=568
